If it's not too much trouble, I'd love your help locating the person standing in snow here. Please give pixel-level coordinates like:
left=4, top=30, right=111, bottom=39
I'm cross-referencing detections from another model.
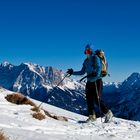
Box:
left=67, top=44, right=113, bottom=122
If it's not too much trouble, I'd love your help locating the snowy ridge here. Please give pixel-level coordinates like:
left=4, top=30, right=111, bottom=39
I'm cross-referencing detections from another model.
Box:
left=0, top=87, right=140, bottom=140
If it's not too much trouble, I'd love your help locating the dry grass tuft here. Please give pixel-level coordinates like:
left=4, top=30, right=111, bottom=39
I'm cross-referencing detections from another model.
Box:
left=31, top=107, right=68, bottom=121
left=0, top=130, right=10, bottom=140
left=52, top=115, right=68, bottom=121
left=5, top=93, right=36, bottom=107
left=42, top=109, right=52, bottom=118
left=32, top=112, right=46, bottom=120
left=31, top=106, right=40, bottom=112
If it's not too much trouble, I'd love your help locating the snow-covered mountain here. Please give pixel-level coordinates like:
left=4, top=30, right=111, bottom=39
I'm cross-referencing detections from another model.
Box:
left=102, top=72, right=140, bottom=121
left=1, top=87, right=140, bottom=140
left=0, top=62, right=140, bottom=121
left=0, top=62, right=86, bottom=114
left=110, top=73, right=140, bottom=121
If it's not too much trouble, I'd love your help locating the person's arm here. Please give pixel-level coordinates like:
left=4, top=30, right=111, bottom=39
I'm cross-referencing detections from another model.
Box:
left=73, top=64, right=86, bottom=76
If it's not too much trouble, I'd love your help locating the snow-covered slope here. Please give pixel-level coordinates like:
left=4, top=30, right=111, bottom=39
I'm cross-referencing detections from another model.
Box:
left=0, top=87, right=140, bottom=140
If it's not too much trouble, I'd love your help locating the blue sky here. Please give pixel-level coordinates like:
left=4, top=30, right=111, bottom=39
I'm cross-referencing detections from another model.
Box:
left=0, top=0, right=140, bottom=82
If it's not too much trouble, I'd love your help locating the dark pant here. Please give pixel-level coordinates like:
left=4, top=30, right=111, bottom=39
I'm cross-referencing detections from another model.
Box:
left=85, top=79, right=109, bottom=116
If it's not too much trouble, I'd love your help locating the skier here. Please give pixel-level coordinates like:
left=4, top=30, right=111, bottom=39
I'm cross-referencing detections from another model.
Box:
left=67, top=44, right=113, bottom=123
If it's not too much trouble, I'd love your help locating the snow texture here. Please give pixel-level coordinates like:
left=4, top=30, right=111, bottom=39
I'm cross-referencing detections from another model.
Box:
left=0, top=87, right=140, bottom=140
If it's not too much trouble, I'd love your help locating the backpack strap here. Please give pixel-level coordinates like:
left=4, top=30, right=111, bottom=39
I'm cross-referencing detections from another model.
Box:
left=92, top=55, right=97, bottom=69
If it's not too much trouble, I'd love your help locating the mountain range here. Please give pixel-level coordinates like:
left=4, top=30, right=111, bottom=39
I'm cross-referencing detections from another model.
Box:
left=0, top=61, right=140, bottom=121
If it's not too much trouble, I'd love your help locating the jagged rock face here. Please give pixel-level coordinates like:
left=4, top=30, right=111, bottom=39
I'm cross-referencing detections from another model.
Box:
left=0, top=62, right=63, bottom=93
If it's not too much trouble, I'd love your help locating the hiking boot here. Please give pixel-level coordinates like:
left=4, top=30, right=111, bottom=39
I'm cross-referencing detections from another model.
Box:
left=104, top=110, right=113, bottom=123
left=86, top=114, right=96, bottom=122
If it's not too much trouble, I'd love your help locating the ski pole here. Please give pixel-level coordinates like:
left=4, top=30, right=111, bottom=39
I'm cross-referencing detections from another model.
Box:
left=95, top=81, right=103, bottom=123
left=79, top=72, right=97, bottom=82
left=37, top=73, right=70, bottom=109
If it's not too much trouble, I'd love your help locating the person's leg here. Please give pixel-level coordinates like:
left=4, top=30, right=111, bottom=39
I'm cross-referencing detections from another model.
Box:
left=85, top=82, right=94, bottom=115
left=95, top=79, right=113, bottom=122
left=94, top=79, right=108, bottom=114
left=85, top=82, right=96, bottom=122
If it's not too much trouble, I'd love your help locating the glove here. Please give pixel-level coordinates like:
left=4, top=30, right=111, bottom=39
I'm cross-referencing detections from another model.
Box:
left=87, top=72, right=97, bottom=78
left=67, top=68, right=73, bottom=75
